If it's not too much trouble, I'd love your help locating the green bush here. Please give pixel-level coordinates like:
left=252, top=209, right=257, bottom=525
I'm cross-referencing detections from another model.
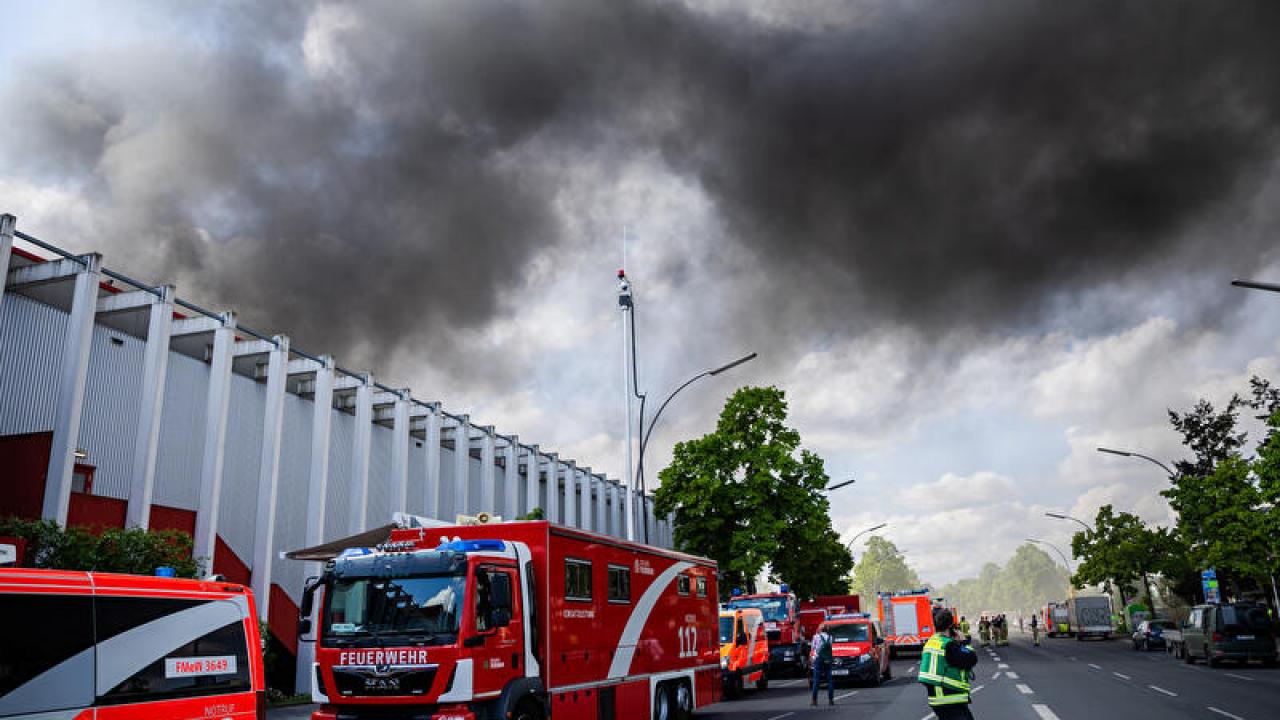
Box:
left=0, top=516, right=200, bottom=578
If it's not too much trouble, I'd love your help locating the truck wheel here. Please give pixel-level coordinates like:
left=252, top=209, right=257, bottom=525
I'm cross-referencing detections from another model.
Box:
left=884, top=662, right=892, bottom=681
left=726, top=672, right=743, bottom=700
left=513, top=698, right=545, bottom=720
left=654, top=683, right=674, bottom=720
left=676, top=681, right=694, bottom=719
left=1207, top=654, right=1220, bottom=668
left=756, top=670, right=768, bottom=692
left=1183, top=647, right=1195, bottom=664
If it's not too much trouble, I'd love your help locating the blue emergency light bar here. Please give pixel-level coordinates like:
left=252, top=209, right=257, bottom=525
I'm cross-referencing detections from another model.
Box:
left=437, top=539, right=507, bottom=553
left=829, top=613, right=870, bottom=620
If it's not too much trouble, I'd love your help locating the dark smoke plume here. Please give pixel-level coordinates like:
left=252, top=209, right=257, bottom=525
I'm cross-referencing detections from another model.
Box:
left=4, top=0, right=1280, bottom=386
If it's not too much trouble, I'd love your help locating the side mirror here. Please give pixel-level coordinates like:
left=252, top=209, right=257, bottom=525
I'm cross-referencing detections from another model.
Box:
left=875, top=637, right=884, bottom=645
left=490, top=608, right=512, bottom=628
left=300, top=575, right=320, bottom=616
left=297, top=617, right=313, bottom=637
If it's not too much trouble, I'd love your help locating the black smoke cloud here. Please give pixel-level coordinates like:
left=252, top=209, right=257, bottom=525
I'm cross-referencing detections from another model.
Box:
left=5, top=0, right=1280, bottom=385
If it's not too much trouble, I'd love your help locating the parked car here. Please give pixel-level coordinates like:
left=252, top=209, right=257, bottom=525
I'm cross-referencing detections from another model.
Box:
left=1131, top=619, right=1177, bottom=651
left=1175, top=602, right=1277, bottom=667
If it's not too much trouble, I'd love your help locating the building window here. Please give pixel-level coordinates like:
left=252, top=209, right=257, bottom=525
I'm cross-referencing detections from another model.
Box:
left=677, top=574, right=691, bottom=596
left=607, top=565, right=631, bottom=604
left=565, top=559, right=592, bottom=602
left=695, top=576, right=707, bottom=598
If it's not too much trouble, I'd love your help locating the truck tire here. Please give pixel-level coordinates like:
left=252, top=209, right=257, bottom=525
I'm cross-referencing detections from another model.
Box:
left=654, top=683, right=674, bottom=720
left=727, top=671, right=743, bottom=700
left=756, top=670, right=769, bottom=692
left=1207, top=653, right=1220, bottom=668
left=1184, top=647, right=1195, bottom=664
left=513, top=698, right=545, bottom=720
left=676, top=681, right=694, bottom=719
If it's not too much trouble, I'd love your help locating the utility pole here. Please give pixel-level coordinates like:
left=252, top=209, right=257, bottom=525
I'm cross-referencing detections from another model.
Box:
left=619, top=269, right=636, bottom=541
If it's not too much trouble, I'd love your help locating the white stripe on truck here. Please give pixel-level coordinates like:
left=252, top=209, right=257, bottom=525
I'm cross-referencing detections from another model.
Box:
left=607, top=561, right=694, bottom=678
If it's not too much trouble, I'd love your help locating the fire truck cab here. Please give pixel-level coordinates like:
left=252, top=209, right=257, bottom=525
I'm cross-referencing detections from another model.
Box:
left=718, top=607, right=768, bottom=699
left=300, top=521, right=720, bottom=720
left=725, top=587, right=803, bottom=675
left=876, top=589, right=935, bottom=658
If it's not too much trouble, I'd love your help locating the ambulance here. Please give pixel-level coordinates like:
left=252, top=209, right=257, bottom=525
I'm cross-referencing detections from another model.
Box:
left=718, top=607, right=769, bottom=699
left=0, top=567, right=266, bottom=719
left=300, top=520, right=721, bottom=720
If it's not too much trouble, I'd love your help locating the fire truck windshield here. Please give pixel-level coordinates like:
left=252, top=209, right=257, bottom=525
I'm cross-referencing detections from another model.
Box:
left=322, top=572, right=465, bottom=645
left=727, top=598, right=789, bottom=622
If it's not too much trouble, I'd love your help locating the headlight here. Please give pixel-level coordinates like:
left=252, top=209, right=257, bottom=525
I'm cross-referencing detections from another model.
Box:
left=784, top=652, right=794, bottom=659
left=859, top=653, right=871, bottom=663
left=721, top=656, right=728, bottom=668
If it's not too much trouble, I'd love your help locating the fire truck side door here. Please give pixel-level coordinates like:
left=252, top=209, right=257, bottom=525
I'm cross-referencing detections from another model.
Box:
left=471, top=566, right=522, bottom=697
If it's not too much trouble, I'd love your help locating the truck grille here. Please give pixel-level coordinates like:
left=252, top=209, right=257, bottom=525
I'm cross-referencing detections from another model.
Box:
left=332, top=665, right=437, bottom=697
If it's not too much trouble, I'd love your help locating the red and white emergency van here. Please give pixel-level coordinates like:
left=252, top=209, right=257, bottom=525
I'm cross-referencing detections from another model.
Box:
left=876, top=589, right=935, bottom=657
left=725, top=587, right=804, bottom=675
left=0, top=568, right=266, bottom=719
left=299, top=520, right=721, bottom=720
left=814, top=613, right=891, bottom=687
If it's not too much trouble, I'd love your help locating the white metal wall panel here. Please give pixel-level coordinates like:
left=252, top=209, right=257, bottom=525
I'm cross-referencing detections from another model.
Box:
left=467, top=454, right=482, bottom=516
left=217, top=373, right=267, bottom=565
left=365, top=422, right=392, bottom=528
left=76, top=324, right=146, bottom=499
left=323, top=409, right=354, bottom=539
left=272, top=392, right=315, bottom=604
left=0, top=294, right=62, bottom=435
left=406, top=437, right=426, bottom=516
left=438, top=445, right=455, bottom=521
left=494, top=463, right=508, bottom=518
left=153, top=351, right=209, bottom=510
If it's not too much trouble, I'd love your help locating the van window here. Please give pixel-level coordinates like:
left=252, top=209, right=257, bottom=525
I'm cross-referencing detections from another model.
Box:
left=677, top=575, right=691, bottom=596
left=1220, top=605, right=1271, bottom=634
left=94, top=597, right=251, bottom=704
left=695, top=576, right=708, bottom=597
left=565, top=558, right=592, bottom=602
left=0, top=594, right=95, bottom=716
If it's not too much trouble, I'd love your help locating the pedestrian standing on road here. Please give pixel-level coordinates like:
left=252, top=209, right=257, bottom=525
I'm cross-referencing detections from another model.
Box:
left=810, top=623, right=835, bottom=707
left=959, top=616, right=971, bottom=639
left=1030, top=613, right=1040, bottom=646
left=918, top=609, right=978, bottom=719
left=978, top=617, right=990, bottom=647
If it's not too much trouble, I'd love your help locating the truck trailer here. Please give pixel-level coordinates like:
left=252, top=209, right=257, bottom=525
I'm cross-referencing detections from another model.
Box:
left=1068, top=595, right=1114, bottom=641
left=299, top=521, right=721, bottom=720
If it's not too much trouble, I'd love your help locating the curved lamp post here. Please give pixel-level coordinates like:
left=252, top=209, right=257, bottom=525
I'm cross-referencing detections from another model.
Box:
left=1096, top=446, right=1175, bottom=478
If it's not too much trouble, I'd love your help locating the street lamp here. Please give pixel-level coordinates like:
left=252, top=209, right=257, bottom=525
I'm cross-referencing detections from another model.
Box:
left=845, top=523, right=887, bottom=551
left=1096, top=446, right=1175, bottom=478
left=826, top=477, right=857, bottom=493
left=1027, top=538, right=1076, bottom=599
left=1044, top=512, right=1091, bottom=532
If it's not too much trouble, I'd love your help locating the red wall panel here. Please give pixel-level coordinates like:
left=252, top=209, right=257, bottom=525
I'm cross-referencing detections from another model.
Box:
left=66, top=493, right=126, bottom=532
left=148, top=504, right=197, bottom=535
left=0, top=432, right=51, bottom=519
left=214, top=535, right=252, bottom=586
left=269, top=583, right=300, bottom=655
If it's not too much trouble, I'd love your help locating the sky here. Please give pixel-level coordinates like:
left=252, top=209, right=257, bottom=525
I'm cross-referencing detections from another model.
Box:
left=4, top=0, right=1280, bottom=584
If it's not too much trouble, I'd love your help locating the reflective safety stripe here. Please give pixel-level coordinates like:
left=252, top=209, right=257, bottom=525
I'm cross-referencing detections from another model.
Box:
left=929, top=686, right=971, bottom=706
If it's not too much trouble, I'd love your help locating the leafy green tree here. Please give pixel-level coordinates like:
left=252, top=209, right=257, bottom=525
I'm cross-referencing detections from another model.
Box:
left=848, top=536, right=920, bottom=608
left=1070, top=505, right=1169, bottom=610
left=654, top=386, right=850, bottom=595
left=936, top=544, right=1068, bottom=618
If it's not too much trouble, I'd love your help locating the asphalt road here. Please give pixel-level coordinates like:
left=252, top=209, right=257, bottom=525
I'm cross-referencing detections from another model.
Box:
left=270, top=630, right=1278, bottom=720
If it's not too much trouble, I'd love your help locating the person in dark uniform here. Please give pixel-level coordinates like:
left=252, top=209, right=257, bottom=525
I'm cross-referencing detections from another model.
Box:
left=917, top=609, right=978, bottom=719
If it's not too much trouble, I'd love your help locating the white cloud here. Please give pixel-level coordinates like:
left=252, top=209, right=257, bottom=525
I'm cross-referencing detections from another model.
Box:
left=898, top=471, right=1017, bottom=513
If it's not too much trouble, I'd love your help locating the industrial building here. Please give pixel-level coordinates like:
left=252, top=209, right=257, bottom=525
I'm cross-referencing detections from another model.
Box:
left=0, top=213, right=669, bottom=689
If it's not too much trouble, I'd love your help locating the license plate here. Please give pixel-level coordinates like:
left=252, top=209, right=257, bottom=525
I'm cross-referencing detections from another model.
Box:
left=1237, top=635, right=1255, bottom=640
left=832, top=670, right=850, bottom=676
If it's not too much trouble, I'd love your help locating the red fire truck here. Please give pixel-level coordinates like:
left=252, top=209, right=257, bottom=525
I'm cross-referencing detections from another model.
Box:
left=876, top=589, right=935, bottom=658
left=299, top=521, right=721, bottom=720
left=0, top=567, right=265, bottom=719
left=725, top=587, right=804, bottom=675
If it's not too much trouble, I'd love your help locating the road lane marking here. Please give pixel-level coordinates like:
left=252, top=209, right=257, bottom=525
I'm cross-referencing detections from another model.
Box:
left=835, top=691, right=859, bottom=700
left=907, top=664, right=917, bottom=673
left=1032, top=704, right=1062, bottom=720
left=992, top=671, right=1001, bottom=679
left=972, top=684, right=986, bottom=693
left=765, top=713, right=794, bottom=720
left=1148, top=685, right=1177, bottom=697
left=1207, top=707, right=1245, bottom=720
left=1224, top=673, right=1254, bottom=682
left=998, top=663, right=1009, bottom=668
left=1005, top=671, right=1019, bottom=680
left=1088, top=663, right=1102, bottom=670
left=776, top=679, right=804, bottom=687
left=1112, top=672, right=1130, bottom=680
left=1016, top=683, right=1033, bottom=694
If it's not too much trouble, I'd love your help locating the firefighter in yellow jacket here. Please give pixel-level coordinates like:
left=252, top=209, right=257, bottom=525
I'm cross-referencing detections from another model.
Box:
left=918, top=609, right=979, bottom=719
